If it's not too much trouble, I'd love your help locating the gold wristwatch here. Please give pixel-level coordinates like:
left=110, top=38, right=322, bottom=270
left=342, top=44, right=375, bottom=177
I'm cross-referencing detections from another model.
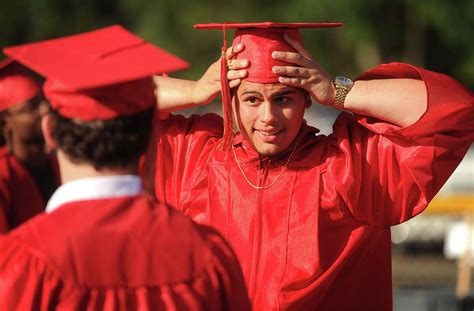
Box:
left=332, top=76, right=354, bottom=109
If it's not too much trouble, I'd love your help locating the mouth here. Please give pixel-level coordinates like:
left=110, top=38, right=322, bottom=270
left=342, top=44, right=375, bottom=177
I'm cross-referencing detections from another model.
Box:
left=253, top=128, right=283, bottom=142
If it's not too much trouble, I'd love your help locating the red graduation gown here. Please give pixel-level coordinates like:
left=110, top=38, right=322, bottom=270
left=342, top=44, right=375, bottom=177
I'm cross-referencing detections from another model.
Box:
left=0, top=147, right=59, bottom=233
left=0, top=194, right=250, bottom=310
left=152, top=63, right=474, bottom=310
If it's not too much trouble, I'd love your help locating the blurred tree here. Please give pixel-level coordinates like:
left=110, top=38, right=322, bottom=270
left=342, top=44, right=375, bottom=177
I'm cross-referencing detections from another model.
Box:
left=1, top=0, right=472, bottom=87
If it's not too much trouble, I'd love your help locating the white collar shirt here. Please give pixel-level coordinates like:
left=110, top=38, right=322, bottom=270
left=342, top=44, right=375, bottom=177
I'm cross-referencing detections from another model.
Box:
left=45, top=175, right=143, bottom=214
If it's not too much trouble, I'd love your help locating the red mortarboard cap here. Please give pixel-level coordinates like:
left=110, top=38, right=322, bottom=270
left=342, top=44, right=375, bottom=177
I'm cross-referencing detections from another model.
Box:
left=194, top=22, right=343, bottom=149
left=3, top=25, right=190, bottom=121
left=195, top=22, right=342, bottom=83
left=0, top=58, right=40, bottom=112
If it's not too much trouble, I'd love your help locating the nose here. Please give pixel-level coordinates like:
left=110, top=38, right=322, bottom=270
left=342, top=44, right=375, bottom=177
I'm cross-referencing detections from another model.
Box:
left=261, top=101, right=278, bottom=124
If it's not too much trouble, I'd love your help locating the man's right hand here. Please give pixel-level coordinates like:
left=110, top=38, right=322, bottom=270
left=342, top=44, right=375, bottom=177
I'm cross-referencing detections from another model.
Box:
left=192, top=44, right=248, bottom=106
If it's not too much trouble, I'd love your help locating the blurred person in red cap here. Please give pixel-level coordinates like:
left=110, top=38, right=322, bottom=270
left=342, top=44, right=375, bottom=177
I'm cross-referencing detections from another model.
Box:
left=0, top=58, right=59, bottom=233
left=0, top=25, right=250, bottom=310
left=149, top=22, right=474, bottom=310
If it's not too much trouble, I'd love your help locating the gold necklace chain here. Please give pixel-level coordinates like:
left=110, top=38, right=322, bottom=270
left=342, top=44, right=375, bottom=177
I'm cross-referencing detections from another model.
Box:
left=232, top=140, right=298, bottom=190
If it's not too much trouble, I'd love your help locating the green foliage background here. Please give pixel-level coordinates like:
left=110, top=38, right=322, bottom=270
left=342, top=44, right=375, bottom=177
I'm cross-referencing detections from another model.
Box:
left=2, top=0, right=473, bottom=89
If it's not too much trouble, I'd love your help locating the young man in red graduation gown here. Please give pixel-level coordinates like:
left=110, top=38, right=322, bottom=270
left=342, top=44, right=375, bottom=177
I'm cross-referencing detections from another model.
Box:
left=0, top=25, right=250, bottom=310
left=149, top=22, right=474, bottom=310
left=0, top=58, right=59, bottom=233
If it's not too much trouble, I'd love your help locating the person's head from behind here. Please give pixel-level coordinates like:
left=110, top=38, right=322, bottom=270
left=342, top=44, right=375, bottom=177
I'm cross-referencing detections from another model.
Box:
left=196, top=23, right=340, bottom=157
left=0, top=58, right=49, bottom=166
left=41, top=77, right=156, bottom=172
left=46, top=106, right=153, bottom=172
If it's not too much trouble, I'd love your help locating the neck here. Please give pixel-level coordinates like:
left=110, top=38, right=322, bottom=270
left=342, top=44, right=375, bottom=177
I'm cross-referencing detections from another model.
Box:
left=57, top=150, right=137, bottom=184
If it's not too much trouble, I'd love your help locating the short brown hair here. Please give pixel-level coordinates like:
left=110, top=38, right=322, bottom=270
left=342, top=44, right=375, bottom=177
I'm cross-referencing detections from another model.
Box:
left=50, top=108, right=153, bottom=170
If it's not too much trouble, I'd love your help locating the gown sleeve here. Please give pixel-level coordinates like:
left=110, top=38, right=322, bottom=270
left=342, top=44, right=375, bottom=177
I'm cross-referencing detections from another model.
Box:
left=324, top=62, right=473, bottom=227
left=152, top=113, right=223, bottom=219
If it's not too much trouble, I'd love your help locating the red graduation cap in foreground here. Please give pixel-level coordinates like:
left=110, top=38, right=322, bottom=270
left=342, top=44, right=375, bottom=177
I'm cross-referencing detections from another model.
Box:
left=0, top=58, right=40, bottom=112
left=194, top=22, right=343, bottom=149
left=4, top=25, right=190, bottom=121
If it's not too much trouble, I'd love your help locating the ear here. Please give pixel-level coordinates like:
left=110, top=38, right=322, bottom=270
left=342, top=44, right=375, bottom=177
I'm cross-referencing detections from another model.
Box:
left=41, top=114, right=58, bottom=150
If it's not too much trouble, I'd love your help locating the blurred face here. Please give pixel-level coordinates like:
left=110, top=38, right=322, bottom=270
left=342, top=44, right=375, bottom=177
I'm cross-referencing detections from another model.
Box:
left=3, top=96, right=49, bottom=165
left=233, top=81, right=309, bottom=156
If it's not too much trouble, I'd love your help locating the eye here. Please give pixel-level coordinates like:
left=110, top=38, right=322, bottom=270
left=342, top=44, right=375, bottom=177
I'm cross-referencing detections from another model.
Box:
left=273, top=96, right=290, bottom=105
left=243, top=96, right=262, bottom=106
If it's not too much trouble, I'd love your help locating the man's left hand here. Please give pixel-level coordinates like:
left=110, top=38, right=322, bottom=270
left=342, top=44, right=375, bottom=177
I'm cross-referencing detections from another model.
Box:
left=272, top=34, right=335, bottom=106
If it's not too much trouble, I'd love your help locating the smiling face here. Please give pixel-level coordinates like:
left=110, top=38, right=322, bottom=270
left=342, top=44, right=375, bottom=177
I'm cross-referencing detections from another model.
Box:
left=233, top=81, right=309, bottom=157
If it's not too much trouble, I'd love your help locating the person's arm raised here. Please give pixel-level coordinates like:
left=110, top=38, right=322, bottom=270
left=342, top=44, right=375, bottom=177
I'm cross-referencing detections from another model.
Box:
left=344, top=78, right=426, bottom=127
left=154, top=44, right=248, bottom=114
left=272, top=34, right=427, bottom=128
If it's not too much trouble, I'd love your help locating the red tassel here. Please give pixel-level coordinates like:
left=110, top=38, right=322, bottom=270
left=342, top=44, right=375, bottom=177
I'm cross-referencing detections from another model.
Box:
left=218, top=24, right=234, bottom=151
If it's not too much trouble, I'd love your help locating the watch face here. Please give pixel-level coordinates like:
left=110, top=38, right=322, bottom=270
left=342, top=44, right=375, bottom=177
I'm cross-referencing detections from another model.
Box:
left=335, top=76, right=354, bottom=88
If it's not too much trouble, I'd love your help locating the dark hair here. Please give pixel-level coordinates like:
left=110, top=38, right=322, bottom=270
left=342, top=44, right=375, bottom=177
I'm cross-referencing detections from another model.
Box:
left=50, top=108, right=153, bottom=170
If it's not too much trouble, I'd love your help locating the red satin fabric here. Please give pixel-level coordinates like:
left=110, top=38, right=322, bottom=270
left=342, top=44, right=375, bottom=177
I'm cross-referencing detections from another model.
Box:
left=0, top=147, right=60, bottom=233
left=43, top=77, right=156, bottom=121
left=0, top=195, right=250, bottom=310
left=3, top=25, right=190, bottom=91
left=151, top=63, right=473, bottom=310
left=231, top=28, right=303, bottom=84
left=0, top=59, right=40, bottom=112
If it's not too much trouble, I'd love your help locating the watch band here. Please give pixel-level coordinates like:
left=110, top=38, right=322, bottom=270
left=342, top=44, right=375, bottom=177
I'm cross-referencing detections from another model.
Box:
left=332, top=76, right=354, bottom=110
left=332, top=82, right=350, bottom=109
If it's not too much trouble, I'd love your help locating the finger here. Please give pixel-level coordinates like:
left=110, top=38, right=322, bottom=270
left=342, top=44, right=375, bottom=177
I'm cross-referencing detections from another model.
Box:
left=272, top=66, right=311, bottom=78
left=272, top=51, right=311, bottom=67
left=227, top=69, right=248, bottom=80
left=229, top=79, right=242, bottom=89
left=282, top=33, right=312, bottom=59
left=227, top=59, right=249, bottom=70
left=226, top=43, right=244, bottom=59
left=278, top=76, right=306, bottom=88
